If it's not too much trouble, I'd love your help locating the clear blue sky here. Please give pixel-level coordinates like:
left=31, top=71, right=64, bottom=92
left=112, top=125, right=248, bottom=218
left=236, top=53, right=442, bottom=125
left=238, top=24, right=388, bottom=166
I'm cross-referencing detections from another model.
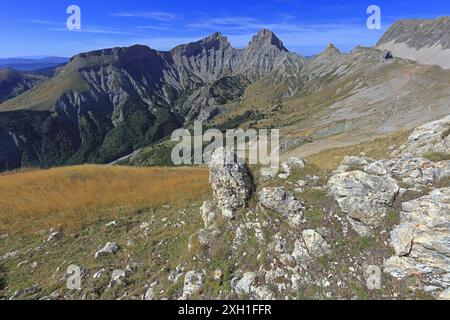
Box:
left=0, top=0, right=449, bottom=58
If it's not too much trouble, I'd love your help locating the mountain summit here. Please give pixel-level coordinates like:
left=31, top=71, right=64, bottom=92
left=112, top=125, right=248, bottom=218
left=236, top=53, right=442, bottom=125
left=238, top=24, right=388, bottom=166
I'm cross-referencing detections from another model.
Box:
left=248, top=29, right=288, bottom=51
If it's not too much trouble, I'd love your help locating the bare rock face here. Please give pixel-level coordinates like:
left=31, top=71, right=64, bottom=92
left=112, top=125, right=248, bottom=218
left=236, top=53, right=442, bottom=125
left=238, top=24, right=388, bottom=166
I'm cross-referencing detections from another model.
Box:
left=384, top=188, right=450, bottom=296
left=392, top=115, right=450, bottom=157
left=209, top=148, right=253, bottom=218
left=259, top=187, right=304, bottom=221
left=328, top=171, right=399, bottom=236
left=377, top=17, right=450, bottom=69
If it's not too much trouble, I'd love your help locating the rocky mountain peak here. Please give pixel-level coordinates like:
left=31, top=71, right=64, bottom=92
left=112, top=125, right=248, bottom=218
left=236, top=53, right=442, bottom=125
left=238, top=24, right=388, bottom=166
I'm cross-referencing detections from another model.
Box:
left=248, top=29, right=288, bottom=52
left=323, top=43, right=341, bottom=55
left=171, top=32, right=232, bottom=58
left=204, top=32, right=227, bottom=42
left=326, top=43, right=339, bottom=51
left=312, top=43, right=341, bottom=62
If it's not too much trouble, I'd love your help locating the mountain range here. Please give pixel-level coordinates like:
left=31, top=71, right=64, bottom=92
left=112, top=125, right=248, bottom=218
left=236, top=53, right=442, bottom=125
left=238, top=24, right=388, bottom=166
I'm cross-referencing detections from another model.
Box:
left=0, top=17, right=450, bottom=171
left=0, top=56, right=68, bottom=72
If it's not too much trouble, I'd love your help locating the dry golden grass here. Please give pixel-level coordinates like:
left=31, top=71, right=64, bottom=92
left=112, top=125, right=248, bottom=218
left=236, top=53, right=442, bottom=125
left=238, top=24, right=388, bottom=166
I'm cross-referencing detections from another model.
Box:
left=0, top=165, right=209, bottom=235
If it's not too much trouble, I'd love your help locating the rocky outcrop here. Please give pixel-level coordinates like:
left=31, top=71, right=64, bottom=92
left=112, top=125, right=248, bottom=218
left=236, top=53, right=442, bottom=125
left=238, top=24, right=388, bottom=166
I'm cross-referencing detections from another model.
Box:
left=259, top=187, right=304, bottom=223
left=392, top=115, right=450, bottom=157
left=209, top=148, right=253, bottom=218
left=328, top=171, right=399, bottom=236
left=365, top=156, right=450, bottom=186
left=384, top=188, right=450, bottom=296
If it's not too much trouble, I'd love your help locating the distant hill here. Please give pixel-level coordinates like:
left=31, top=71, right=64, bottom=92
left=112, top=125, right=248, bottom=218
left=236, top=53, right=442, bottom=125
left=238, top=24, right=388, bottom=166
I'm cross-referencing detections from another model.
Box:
left=0, top=69, right=47, bottom=103
left=0, top=56, right=68, bottom=72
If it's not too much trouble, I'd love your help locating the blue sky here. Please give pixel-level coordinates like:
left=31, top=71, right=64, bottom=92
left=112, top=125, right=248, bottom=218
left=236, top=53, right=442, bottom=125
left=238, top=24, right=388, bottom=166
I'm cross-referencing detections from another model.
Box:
left=0, top=0, right=449, bottom=58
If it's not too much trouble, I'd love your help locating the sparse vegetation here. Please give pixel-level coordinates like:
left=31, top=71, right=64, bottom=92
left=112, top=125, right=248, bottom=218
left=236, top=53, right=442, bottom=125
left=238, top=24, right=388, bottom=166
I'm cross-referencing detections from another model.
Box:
left=424, top=152, right=450, bottom=162
left=386, top=211, right=401, bottom=226
left=304, top=210, right=325, bottom=228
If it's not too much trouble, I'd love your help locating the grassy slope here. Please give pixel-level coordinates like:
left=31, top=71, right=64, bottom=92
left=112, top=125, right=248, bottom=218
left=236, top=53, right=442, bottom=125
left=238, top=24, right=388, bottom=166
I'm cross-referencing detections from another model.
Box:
left=0, top=61, right=86, bottom=112
left=0, top=165, right=210, bottom=299
left=0, top=165, right=209, bottom=235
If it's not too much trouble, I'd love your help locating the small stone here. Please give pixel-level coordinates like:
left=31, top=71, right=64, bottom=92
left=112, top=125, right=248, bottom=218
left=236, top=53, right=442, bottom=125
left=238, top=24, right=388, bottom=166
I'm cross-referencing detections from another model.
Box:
left=9, top=285, right=40, bottom=300
left=140, top=222, right=150, bottom=229
left=289, top=157, right=306, bottom=168
left=95, top=242, right=119, bottom=259
left=260, top=167, right=278, bottom=180
left=93, top=268, right=106, bottom=279
left=144, top=286, right=155, bottom=300
left=297, top=180, right=307, bottom=187
left=105, top=221, right=117, bottom=228
left=259, top=187, right=304, bottom=219
left=110, top=270, right=127, bottom=286
left=278, top=173, right=290, bottom=179
left=46, top=230, right=63, bottom=243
